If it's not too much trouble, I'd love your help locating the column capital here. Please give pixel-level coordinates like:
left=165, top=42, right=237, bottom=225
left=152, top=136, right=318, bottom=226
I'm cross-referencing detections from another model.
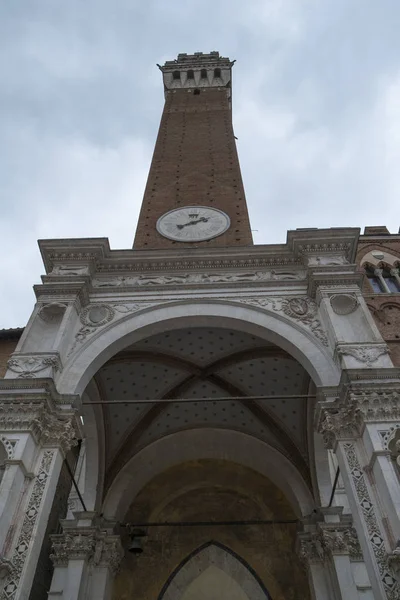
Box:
left=298, top=521, right=362, bottom=566
left=316, top=385, right=400, bottom=448
left=50, top=529, right=124, bottom=574
left=50, top=529, right=96, bottom=567
left=0, top=379, right=82, bottom=456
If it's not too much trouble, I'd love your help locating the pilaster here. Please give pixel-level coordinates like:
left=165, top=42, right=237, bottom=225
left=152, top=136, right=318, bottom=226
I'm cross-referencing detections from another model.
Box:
left=0, top=379, right=81, bottom=600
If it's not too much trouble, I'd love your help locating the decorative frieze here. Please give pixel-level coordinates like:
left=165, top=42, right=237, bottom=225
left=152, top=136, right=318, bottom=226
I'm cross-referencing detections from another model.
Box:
left=298, top=524, right=362, bottom=565
left=92, top=269, right=306, bottom=288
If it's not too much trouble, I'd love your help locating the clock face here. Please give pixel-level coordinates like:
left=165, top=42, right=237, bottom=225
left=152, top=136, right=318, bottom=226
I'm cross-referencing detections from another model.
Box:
left=156, top=206, right=230, bottom=242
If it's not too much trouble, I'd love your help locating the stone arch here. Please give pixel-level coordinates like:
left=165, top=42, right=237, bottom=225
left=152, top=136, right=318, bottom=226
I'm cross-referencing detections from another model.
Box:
left=102, top=428, right=315, bottom=520
left=158, top=542, right=271, bottom=600
left=58, top=300, right=339, bottom=395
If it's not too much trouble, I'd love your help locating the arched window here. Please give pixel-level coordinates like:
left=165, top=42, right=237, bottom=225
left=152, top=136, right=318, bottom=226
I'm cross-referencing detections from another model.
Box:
left=366, top=265, right=383, bottom=293
left=383, top=267, right=400, bottom=292
left=214, top=68, right=221, bottom=78
left=187, top=70, right=194, bottom=80
left=173, top=71, right=180, bottom=80
left=200, top=69, right=207, bottom=79
left=366, top=265, right=400, bottom=293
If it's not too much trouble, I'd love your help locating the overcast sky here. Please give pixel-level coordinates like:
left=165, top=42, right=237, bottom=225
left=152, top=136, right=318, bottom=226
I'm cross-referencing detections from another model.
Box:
left=1, top=1, right=400, bottom=327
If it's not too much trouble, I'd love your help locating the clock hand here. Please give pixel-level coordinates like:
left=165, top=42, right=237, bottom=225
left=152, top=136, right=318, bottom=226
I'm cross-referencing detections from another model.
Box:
left=176, top=217, right=209, bottom=230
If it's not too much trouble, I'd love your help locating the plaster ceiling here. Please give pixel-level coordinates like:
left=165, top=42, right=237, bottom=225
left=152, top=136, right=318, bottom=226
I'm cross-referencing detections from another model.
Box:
left=92, top=327, right=311, bottom=478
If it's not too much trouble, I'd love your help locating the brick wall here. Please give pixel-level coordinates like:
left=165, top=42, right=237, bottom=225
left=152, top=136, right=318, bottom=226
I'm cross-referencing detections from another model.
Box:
left=133, top=88, right=253, bottom=249
left=356, top=228, right=400, bottom=367
left=0, top=332, right=22, bottom=377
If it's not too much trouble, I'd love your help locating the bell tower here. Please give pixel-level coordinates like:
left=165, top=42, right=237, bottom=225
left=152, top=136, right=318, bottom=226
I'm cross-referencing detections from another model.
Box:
left=133, top=51, right=253, bottom=249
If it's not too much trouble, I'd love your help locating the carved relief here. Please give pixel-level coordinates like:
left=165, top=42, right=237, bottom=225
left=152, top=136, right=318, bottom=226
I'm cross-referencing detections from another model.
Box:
left=330, top=293, right=358, bottom=315
left=318, top=390, right=400, bottom=448
left=50, top=265, right=90, bottom=276
left=50, top=531, right=123, bottom=574
left=38, top=303, right=67, bottom=323
left=0, top=450, right=55, bottom=599
left=93, top=269, right=306, bottom=288
left=50, top=531, right=96, bottom=566
left=7, top=355, right=61, bottom=378
left=34, top=412, right=78, bottom=455
left=336, top=344, right=389, bottom=367
left=236, top=296, right=329, bottom=347
left=308, top=255, right=349, bottom=266
left=69, top=302, right=162, bottom=357
left=298, top=533, right=326, bottom=565
left=344, top=443, right=399, bottom=598
left=318, top=403, right=363, bottom=448
left=80, top=304, right=115, bottom=327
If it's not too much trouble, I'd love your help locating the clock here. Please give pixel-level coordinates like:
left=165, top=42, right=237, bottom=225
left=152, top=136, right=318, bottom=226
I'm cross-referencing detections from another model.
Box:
left=156, top=206, right=231, bottom=242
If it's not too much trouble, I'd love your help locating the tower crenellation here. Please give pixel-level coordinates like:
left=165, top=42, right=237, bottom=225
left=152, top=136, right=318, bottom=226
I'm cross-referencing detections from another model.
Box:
left=160, top=51, right=233, bottom=96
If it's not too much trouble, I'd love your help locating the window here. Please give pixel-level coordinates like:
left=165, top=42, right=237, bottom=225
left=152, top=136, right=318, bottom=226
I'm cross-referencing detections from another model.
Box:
left=366, top=265, right=400, bottom=293
left=214, top=68, right=221, bottom=78
left=200, top=69, right=207, bottom=79
left=187, top=70, right=194, bottom=80
left=383, top=269, right=400, bottom=292
left=173, top=71, right=180, bottom=80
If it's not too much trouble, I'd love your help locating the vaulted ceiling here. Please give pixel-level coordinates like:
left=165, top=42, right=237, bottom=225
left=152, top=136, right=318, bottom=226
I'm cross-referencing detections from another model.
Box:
left=89, top=327, right=312, bottom=489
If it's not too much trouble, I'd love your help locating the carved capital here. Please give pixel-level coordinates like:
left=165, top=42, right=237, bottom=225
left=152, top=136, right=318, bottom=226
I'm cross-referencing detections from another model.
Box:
left=388, top=544, right=400, bottom=582
left=35, top=412, right=78, bottom=455
left=92, top=535, right=124, bottom=575
left=0, top=556, right=13, bottom=579
left=50, top=530, right=123, bottom=574
left=50, top=530, right=97, bottom=566
left=298, top=531, right=327, bottom=565
left=321, top=526, right=362, bottom=559
left=317, top=402, right=363, bottom=448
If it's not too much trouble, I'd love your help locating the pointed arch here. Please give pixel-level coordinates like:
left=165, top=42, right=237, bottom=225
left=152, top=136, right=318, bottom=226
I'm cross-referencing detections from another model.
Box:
left=158, top=542, right=271, bottom=600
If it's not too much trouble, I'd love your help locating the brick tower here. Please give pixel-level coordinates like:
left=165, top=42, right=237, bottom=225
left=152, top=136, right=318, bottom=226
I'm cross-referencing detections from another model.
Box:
left=133, top=51, right=253, bottom=249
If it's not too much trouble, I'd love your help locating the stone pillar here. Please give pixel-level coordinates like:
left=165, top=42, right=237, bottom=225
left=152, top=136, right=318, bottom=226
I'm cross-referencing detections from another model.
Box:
left=0, top=380, right=81, bottom=600
left=317, top=385, right=400, bottom=599
left=48, top=515, right=123, bottom=600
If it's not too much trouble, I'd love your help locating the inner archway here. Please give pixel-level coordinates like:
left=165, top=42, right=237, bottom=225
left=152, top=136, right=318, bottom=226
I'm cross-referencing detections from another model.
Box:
left=159, top=543, right=271, bottom=600
left=112, top=460, right=311, bottom=600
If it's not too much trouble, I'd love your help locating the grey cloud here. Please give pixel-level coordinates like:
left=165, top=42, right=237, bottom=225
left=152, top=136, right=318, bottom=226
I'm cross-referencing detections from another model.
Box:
left=1, top=1, right=400, bottom=325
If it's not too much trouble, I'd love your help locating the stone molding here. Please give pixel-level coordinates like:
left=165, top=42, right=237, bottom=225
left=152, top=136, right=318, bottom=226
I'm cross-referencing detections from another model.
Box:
left=50, top=529, right=123, bottom=574
left=298, top=522, right=362, bottom=565
left=7, top=353, right=62, bottom=379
